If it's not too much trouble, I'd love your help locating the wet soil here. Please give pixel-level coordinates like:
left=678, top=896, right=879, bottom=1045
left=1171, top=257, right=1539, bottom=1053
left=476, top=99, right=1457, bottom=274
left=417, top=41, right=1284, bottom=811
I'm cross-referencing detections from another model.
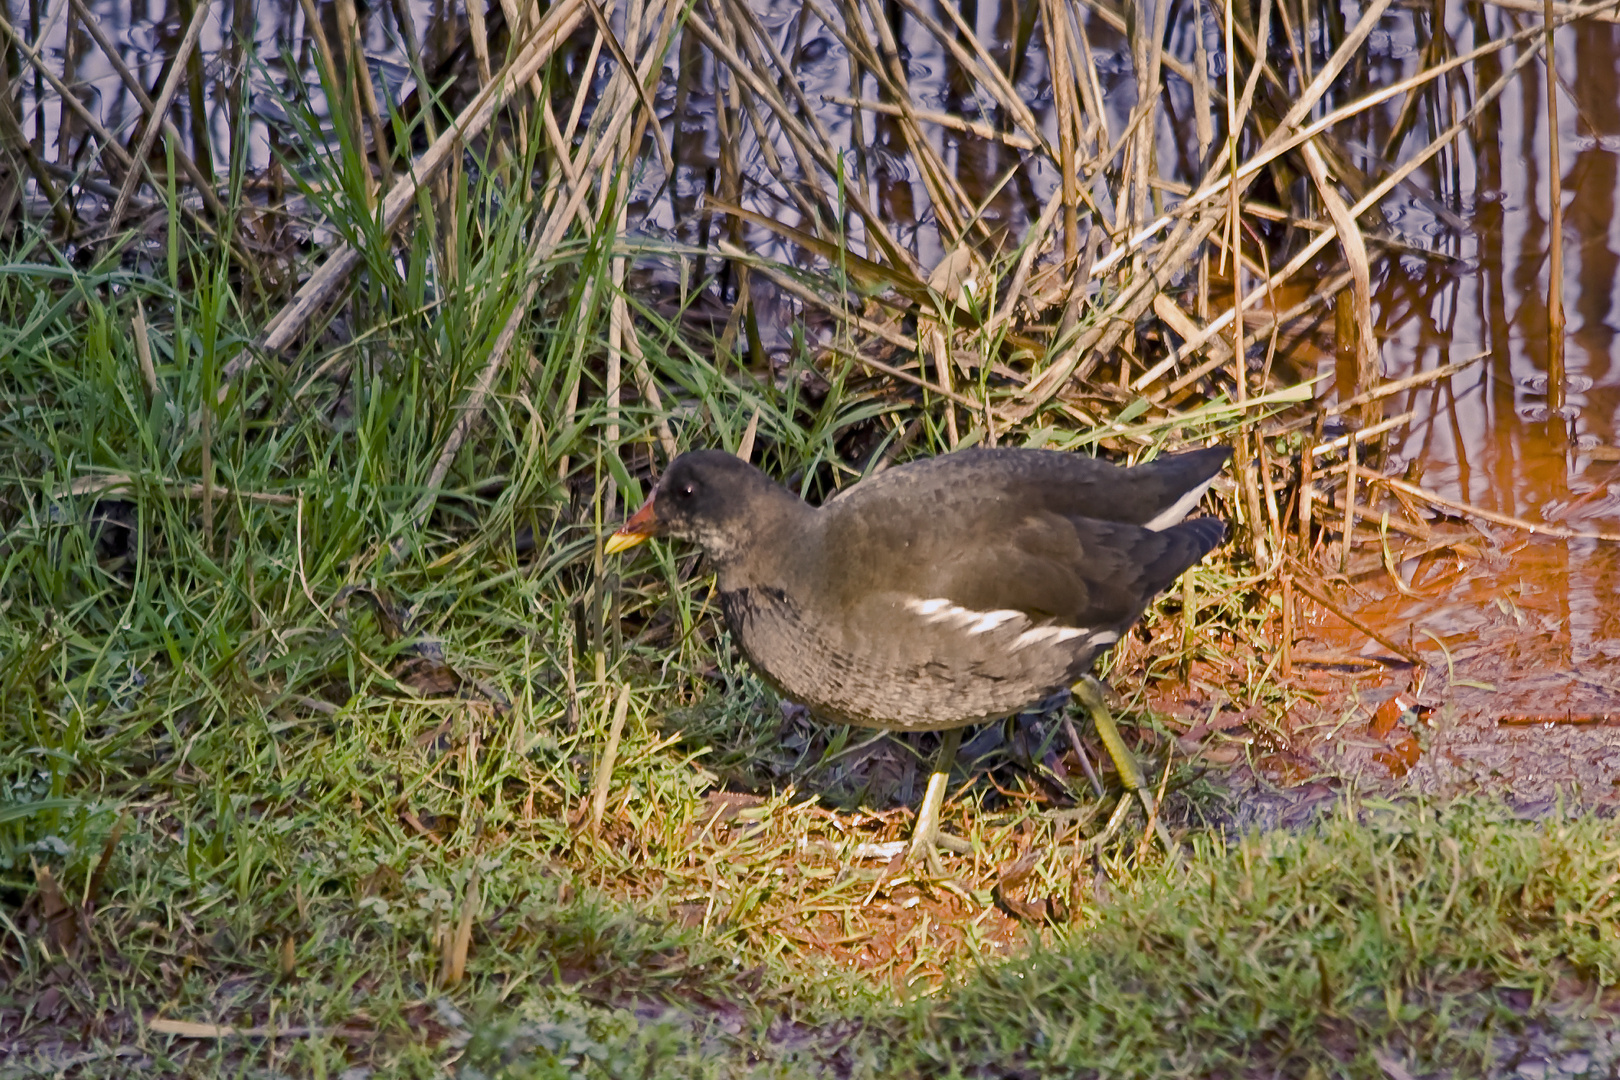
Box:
left=1151, top=534, right=1620, bottom=830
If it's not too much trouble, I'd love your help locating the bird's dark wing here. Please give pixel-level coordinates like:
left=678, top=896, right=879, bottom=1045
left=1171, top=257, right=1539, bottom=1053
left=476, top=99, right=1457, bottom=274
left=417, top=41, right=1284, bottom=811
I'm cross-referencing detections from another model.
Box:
left=827, top=446, right=1231, bottom=528
left=819, top=500, right=1224, bottom=632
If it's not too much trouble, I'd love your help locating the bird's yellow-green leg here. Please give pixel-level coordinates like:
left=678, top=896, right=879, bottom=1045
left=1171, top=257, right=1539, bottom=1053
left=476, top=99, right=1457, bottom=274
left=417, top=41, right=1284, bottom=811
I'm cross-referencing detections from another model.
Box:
left=1073, top=676, right=1175, bottom=853
left=1072, top=677, right=1146, bottom=792
left=905, top=727, right=963, bottom=872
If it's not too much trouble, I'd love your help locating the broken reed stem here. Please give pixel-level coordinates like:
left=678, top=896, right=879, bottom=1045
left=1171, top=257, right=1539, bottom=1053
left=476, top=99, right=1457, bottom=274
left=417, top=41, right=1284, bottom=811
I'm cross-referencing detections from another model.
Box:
left=1544, top=0, right=1566, bottom=420
left=589, top=685, right=633, bottom=834
left=1288, top=569, right=1424, bottom=666
left=1222, top=0, right=1265, bottom=567
left=1326, top=353, right=1485, bottom=415
left=1364, top=470, right=1620, bottom=543
left=442, top=862, right=481, bottom=988
left=132, top=300, right=158, bottom=403
left=1280, top=573, right=1294, bottom=677
left=1133, top=748, right=1178, bottom=862
left=1299, top=413, right=1321, bottom=554
left=1312, top=410, right=1416, bottom=458
left=1341, top=424, right=1356, bottom=572
left=606, top=206, right=627, bottom=520
left=1062, top=715, right=1106, bottom=798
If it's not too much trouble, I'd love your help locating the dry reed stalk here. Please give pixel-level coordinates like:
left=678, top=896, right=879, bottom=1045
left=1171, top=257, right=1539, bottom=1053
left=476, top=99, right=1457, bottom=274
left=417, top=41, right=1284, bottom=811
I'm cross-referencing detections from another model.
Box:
left=823, top=343, right=985, bottom=409
left=496, top=0, right=547, bottom=110
left=1064, top=2, right=1107, bottom=165
left=1153, top=26, right=1549, bottom=392
left=1132, top=0, right=1172, bottom=241
left=62, top=0, right=225, bottom=219
left=1066, top=0, right=1206, bottom=94
left=1220, top=0, right=1258, bottom=564
left=1041, top=0, right=1081, bottom=281
left=1287, top=569, right=1425, bottom=665
left=292, top=0, right=360, bottom=195
left=1004, top=202, right=1227, bottom=424
left=174, top=0, right=213, bottom=182
left=822, top=97, right=1038, bottom=151
left=0, top=53, right=69, bottom=231
left=1362, top=470, right=1620, bottom=544
left=1326, top=352, right=1485, bottom=415
left=1258, top=419, right=1286, bottom=554
left=1280, top=573, right=1293, bottom=677
left=622, top=324, right=678, bottom=462
left=563, top=21, right=605, bottom=143
left=103, top=1, right=210, bottom=234
left=1105, top=27, right=1514, bottom=284
left=715, top=241, right=917, bottom=351
left=1311, top=411, right=1418, bottom=458
left=886, top=0, right=1053, bottom=155
left=1299, top=413, right=1319, bottom=553
left=550, top=0, right=682, bottom=483
left=536, top=98, right=601, bottom=236
left=1486, top=0, right=1620, bottom=20
left=442, top=862, right=480, bottom=987
left=985, top=190, right=1065, bottom=338
left=0, top=15, right=144, bottom=189
left=710, top=0, right=845, bottom=232
left=1089, top=0, right=1392, bottom=280
left=692, top=3, right=914, bottom=269
left=387, top=0, right=433, bottom=135
left=1340, top=427, right=1357, bottom=572
left=244, top=0, right=589, bottom=370
left=132, top=300, right=158, bottom=403
left=534, top=0, right=679, bottom=259
left=581, top=0, right=675, bottom=179
left=848, top=0, right=973, bottom=246
left=1544, top=0, right=1566, bottom=419
left=466, top=0, right=496, bottom=85
left=605, top=201, right=628, bottom=520
left=736, top=408, right=761, bottom=463
left=406, top=237, right=548, bottom=543
left=1152, top=294, right=1232, bottom=371
left=1137, top=268, right=1350, bottom=393
left=535, top=26, right=605, bottom=227
left=400, top=0, right=679, bottom=522
left=1299, top=140, right=1378, bottom=413
left=336, top=0, right=392, bottom=193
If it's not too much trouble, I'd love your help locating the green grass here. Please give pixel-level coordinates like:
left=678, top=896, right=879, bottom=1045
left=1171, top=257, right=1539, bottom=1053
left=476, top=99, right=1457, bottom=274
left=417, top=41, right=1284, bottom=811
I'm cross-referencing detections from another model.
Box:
left=3, top=39, right=1617, bottom=1080
left=466, top=801, right=1620, bottom=1079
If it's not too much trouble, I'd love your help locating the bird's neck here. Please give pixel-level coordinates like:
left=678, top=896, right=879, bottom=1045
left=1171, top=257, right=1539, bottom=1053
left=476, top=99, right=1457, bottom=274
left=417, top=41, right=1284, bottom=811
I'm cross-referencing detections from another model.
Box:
left=710, top=490, right=816, bottom=592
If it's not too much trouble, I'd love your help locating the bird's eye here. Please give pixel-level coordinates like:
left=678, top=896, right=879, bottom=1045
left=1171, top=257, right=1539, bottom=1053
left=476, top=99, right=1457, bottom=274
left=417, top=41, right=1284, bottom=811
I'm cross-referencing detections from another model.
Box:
left=676, top=483, right=696, bottom=498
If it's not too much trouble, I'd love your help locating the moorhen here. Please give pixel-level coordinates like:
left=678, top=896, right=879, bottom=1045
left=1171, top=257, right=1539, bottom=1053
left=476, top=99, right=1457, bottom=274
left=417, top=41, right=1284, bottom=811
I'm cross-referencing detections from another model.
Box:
left=606, top=445, right=1230, bottom=864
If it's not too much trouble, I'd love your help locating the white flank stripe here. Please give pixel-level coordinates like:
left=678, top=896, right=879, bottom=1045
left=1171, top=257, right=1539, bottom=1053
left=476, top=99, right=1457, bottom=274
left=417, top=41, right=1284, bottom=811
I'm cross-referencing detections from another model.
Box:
left=968, top=611, right=1020, bottom=634
left=1013, top=626, right=1085, bottom=650
left=1143, top=476, right=1216, bottom=531
left=906, top=597, right=1023, bottom=634
left=906, top=597, right=1123, bottom=654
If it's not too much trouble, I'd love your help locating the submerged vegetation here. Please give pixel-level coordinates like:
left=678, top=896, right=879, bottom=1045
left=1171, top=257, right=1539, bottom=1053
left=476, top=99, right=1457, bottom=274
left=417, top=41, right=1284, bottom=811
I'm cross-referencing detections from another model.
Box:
left=2, top=0, right=1619, bottom=1074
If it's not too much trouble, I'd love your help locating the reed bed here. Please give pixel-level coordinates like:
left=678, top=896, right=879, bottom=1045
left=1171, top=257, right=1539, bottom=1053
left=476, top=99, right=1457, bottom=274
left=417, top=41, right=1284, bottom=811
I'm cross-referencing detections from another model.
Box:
left=4, top=0, right=1620, bottom=1074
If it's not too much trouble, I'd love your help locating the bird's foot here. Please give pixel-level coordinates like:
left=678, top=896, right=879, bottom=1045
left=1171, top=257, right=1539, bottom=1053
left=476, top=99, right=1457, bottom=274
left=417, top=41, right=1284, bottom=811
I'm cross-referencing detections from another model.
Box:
left=904, top=728, right=970, bottom=873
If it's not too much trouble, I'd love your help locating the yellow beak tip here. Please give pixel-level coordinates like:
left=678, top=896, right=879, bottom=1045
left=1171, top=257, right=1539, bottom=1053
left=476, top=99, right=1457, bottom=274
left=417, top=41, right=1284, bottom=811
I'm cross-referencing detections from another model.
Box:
left=604, top=532, right=648, bottom=556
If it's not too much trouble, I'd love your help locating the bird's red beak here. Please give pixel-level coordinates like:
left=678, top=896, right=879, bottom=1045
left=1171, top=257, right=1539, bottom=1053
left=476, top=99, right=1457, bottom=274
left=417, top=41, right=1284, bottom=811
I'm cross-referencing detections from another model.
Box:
left=605, top=493, right=660, bottom=554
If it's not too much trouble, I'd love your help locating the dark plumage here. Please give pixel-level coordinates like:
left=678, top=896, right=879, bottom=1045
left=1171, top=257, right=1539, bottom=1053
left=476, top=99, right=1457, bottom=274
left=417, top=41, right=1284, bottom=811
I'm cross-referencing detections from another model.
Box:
left=607, top=446, right=1230, bottom=733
